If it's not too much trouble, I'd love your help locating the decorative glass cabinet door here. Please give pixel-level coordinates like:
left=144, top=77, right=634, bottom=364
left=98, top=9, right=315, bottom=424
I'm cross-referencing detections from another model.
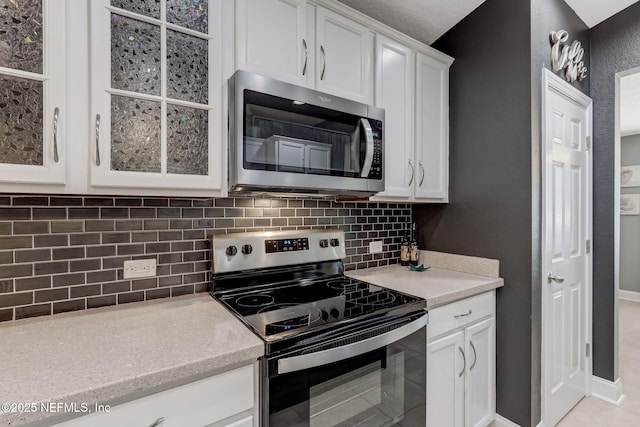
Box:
left=90, top=0, right=222, bottom=191
left=0, top=0, right=66, bottom=185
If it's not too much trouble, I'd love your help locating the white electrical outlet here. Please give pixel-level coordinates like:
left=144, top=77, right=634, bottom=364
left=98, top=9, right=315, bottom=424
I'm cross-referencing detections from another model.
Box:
left=369, top=241, right=383, bottom=254
left=123, top=259, right=156, bottom=279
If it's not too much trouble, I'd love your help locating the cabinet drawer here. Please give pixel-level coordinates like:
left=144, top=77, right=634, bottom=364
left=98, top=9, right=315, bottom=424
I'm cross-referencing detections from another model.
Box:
left=55, top=365, right=254, bottom=427
left=427, top=291, right=495, bottom=340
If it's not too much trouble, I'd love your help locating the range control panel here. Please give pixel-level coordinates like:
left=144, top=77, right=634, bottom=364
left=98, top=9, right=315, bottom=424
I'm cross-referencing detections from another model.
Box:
left=265, top=238, right=309, bottom=253
left=211, top=229, right=346, bottom=274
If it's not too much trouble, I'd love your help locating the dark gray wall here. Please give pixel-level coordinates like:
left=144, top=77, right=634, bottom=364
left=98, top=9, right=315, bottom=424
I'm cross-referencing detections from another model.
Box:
left=590, top=1, right=640, bottom=381
left=419, top=0, right=589, bottom=425
left=620, top=134, right=640, bottom=293
left=423, top=0, right=533, bottom=424
left=530, top=2, right=589, bottom=424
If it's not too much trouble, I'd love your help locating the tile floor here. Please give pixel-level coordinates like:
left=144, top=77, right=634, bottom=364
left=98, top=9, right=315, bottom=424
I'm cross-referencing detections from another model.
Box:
left=558, top=299, right=640, bottom=426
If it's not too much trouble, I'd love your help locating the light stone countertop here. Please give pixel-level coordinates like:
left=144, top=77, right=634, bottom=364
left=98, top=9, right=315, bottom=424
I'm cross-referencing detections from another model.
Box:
left=0, top=294, right=264, bottom=426
left=346, top=264, right=504, bottom=308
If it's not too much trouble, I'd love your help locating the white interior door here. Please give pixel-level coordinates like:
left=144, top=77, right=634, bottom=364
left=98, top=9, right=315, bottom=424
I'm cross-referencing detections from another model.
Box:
left=542, top=70, right=592, bottom=427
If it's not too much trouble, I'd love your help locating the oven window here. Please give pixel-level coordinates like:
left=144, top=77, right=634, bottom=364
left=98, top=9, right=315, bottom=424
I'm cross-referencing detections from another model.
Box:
left=243, top=90, right=381, bottom=178
left=309, top=353, right=404, bottom=426
left=267, top=327, right=426, bottom=427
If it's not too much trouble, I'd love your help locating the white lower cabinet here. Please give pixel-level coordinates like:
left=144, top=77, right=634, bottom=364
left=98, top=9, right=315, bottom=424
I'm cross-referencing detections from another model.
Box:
left=427, top=292, right=496, bottom=427
left=54, top=365, right=255, bottom=427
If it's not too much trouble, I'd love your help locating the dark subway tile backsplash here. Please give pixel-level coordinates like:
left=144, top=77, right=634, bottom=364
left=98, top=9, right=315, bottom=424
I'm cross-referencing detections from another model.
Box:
left=0, top=194, right=411, bottom=322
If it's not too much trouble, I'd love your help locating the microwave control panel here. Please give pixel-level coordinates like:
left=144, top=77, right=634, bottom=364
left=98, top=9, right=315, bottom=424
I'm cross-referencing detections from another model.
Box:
left=369, top=120, right=383, bottom=180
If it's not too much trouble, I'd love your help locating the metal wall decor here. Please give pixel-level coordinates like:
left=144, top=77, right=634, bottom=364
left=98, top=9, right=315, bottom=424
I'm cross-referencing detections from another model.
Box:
left=550, top=30, right=587, bottom=83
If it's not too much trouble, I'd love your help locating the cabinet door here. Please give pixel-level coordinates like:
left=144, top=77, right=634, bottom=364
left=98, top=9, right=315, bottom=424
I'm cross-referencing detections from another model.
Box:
left=89, top=0, right=222, bottom=193
left=236, top=0, right=308, bottom=86
left=0, top=0, right=65, bottom=187
left=305, top=143, right=331, bottom=171
left=371, top=35, right=414, bottom=200
left=414, top=52, right=449, bottom=201
left=465, top=317, right=495, bottom=427
left=315, top=7, right=373, bottom=103
left=277, top=139, right=305, bottom=169
left=427, top=330, right=465, bottom=427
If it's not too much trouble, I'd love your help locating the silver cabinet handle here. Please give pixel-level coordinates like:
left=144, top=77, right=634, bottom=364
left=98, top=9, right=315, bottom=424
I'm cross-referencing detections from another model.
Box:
left=53, top=107, right=60, bottom=163
left=95, top=114, right=101, bottom=166
left=454, top=310, right=472, bottom=319
left=320, top=45, right=326, bottom=80
left=547, top=272, right=565, bottom=284
left=149, top=417, right=165, bottom=427
left=470, top=341, right=477, bottom=371
left=302, top=39, right=308, bottom=76
left=419, top=160, right=425, bottom=186
left=278, top=314, right=427, bottom=374
left=408, top=159, right=414, bottom=186
left=458, top=346, right=466, bottom=378
left=359, top=118, right=374, bottom=178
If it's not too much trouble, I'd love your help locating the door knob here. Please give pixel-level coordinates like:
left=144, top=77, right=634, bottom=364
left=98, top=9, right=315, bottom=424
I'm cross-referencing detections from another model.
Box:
left=547, top=272, right=565, bottom=284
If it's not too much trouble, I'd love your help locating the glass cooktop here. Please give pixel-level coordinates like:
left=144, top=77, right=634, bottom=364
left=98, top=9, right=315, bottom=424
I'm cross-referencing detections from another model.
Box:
left=216, top=276, right=424, bottom=339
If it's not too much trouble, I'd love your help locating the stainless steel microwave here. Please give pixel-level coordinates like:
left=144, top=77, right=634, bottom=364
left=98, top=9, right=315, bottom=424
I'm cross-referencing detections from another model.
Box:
left=228, top=71, right=384, bottom=197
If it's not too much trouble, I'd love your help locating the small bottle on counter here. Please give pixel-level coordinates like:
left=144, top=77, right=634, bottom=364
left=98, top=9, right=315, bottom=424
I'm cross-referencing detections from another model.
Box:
left=409, top=222, right=419, bottom=266
left=400, top=229, right=410, bottom=266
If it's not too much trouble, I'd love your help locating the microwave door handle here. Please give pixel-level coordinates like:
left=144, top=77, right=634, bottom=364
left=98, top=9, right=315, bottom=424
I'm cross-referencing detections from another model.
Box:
left=359, top=118, right=375, bottom=178
left=277, top=314, right=427, bottom=375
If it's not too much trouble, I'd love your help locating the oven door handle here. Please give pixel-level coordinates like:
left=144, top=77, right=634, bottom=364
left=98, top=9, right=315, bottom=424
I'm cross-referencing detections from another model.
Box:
left=277, top=313, right=427, bottom=375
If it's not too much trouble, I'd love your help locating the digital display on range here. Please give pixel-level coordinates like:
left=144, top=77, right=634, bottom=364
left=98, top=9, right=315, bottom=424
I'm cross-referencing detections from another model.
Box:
left=265, top=238, right=309, bottom=253
left=265, top=314, right=310, bottom=335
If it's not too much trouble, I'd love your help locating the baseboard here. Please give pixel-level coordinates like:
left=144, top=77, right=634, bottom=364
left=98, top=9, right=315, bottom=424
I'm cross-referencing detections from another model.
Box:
left=493, top=414, right=521, bottom=427
left=592, top=376, right=625, bottom=406
left=619, top=290, right=640, bottom=302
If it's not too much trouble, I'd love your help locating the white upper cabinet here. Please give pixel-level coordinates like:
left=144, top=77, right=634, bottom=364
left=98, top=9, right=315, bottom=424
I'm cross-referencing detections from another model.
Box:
left=315, top=7, right=373, bottom=103
left=372, top=35, right=415, bottom=199
left=235, top=0, right=373, bottom=103
left=236, top=0, right=308, bottom=87
left=415, top=52, right=450, bottom=201
left=89, top=0, right=223, bottom=194
left=0, top=0, right=66, bottom=189
left=371, top=37, right=452, bottom=203
left=1, top=0, right=450, bottom=199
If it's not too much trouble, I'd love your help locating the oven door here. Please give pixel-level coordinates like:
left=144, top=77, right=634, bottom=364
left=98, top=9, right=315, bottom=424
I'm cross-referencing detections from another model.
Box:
left=263, top=312, right=427, bottom=427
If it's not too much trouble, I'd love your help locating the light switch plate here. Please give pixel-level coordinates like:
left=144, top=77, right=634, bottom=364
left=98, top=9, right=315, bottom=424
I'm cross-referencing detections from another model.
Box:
left=369, top=241, right=383, bottom=254
left=123, top=259, right=156, bottom=279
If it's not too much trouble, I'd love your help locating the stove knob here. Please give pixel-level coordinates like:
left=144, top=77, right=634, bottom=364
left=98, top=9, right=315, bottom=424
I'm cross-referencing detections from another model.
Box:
left=330, top=238, right=340, bottom=247
left=330, top=308, right=340, bottom=319
left=225, top=246, right=238, bottom=257
left=242, top=244, right=253, bottom=255
left=321, top=310, right=329, bottom=321
left=319, top=239, right=329, bottom=248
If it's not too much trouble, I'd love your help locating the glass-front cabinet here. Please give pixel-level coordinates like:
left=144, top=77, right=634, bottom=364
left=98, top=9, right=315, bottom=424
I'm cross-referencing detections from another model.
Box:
left=90, top=0, right=222, bottom=191
left=0, top=0, right=66, bottom=186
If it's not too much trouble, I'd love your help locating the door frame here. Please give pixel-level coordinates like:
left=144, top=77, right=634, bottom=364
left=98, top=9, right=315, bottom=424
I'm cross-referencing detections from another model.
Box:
left=540, top=69, right=593, bottom=426
left=613, top=67, right=640, bottom=381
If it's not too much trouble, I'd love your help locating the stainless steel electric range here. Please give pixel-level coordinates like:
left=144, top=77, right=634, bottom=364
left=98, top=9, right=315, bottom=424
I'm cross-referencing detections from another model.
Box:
left=210, top=229, right=428, bottom=427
